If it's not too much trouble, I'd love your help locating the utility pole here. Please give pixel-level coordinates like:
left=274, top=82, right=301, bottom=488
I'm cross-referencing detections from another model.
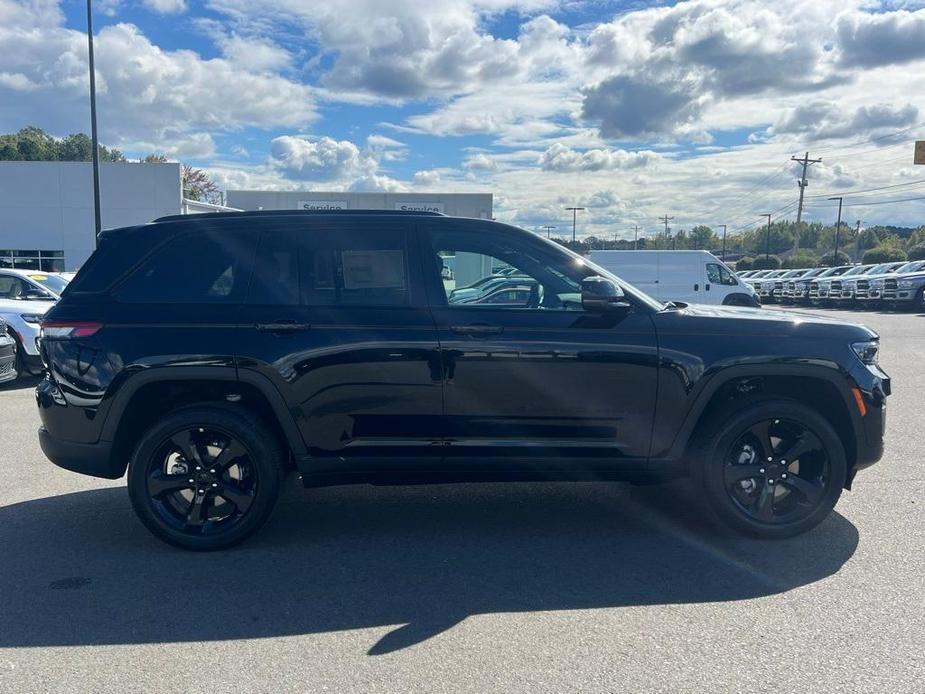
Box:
left=791, top=151, right=822, bottom=227
left=762, top=214, right=772, bottom=260
left=633, top=224, right=639, bottom=250
left=855, top=219, right=863, bottom=260
left=718, top=224, right=727, bottom=260
left=541, top=225, right=556, bottom=239
left=658, top=214, right=673, bottom=250
left=828, top=196, right=843, bottom=264
left=565, top=207, right=585, bottom=243
left=87, top=0, right=102, bottom=246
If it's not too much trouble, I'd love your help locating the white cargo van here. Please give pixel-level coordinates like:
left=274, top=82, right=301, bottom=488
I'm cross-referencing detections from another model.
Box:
left=589, top=250, right=760, bottom=306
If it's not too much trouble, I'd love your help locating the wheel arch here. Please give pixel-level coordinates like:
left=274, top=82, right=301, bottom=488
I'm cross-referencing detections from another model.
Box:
left=102, top=367, right=306, bottom=477
left=671, top=365, right=862, bottom=484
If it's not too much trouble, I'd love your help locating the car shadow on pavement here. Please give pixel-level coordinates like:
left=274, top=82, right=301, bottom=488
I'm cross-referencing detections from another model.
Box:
left=0, top=479, right=858, bottom=655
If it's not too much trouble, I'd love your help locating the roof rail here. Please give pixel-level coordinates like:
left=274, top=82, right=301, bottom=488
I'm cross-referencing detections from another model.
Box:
left=152, top=208, right=447, bottom=223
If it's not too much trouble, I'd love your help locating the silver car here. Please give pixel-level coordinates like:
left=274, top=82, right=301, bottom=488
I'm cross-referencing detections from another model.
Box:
left=0, top=269, right=69, bottom=379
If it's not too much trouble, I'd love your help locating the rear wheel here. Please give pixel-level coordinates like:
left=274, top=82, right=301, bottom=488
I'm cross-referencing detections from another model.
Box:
left=128, top=405, right=285, bottom=550
left=693, top=399, right=846, bottom=538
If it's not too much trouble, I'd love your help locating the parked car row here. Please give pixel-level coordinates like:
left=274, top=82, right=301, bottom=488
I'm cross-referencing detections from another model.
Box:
left=737, top=260, right=925, bottom=310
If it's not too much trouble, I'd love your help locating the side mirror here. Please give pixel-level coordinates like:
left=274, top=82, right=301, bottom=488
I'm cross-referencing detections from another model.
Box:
left=581, top=276, right=630, bottom=313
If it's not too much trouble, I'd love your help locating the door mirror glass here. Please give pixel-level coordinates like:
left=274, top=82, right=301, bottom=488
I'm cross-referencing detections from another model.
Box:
left=581, top=276, right=629, bottom=312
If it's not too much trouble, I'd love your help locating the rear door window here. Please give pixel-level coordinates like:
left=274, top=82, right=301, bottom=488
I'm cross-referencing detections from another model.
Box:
left=299, top=227, right=411, bottom=307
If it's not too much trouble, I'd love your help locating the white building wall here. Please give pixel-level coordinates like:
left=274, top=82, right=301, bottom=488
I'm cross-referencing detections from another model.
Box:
left=0, top=162, right=181, bottom=270
left=227, top=190, right=493, bottom=220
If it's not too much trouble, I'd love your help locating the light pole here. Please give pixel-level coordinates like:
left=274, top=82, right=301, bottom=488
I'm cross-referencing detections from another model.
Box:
left=633, top=224, right=639, bottom=250
left=855, top=219, right=863, bottom=260
left=541, top=225, right=556, bottom=239
left=762, top=214, right=772, bottom=260
left=565, top=207, right=585, bottom=243
left=87, top=0, right=102, bottom=246
left=828, top=196, right=844, bottom=264
left=718, top=224, right=727, bottom=260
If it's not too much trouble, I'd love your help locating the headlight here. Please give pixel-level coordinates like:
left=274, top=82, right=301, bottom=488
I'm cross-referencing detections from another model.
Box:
left=898, top=280, right=913, bottom=288
left=20, top=313, right=44, bottom=324
left=852, top=340, right=879, bottom=365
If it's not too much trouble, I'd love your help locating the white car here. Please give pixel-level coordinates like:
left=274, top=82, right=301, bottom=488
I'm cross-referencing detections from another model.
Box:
left=589, top=250, right=760, bottom=307
left=0, top=268, right=69, bottom=379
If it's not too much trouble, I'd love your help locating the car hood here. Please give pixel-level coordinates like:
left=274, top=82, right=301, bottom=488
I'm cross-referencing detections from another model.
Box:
left=894, top=271, right=925, bottom=281
left=668, top=303, right=877, bottom=340
left=0, top=299, right=56, bottom=314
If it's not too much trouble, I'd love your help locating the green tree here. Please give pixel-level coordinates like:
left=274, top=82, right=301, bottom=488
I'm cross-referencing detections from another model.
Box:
left=688, top=225, right=717, bottom=250
left=819, top=250, right=851, bottom=266
left=862, top=246, right=907, bottom=263
left=0, top=126, right=125, bottom=162
left=783, top=253, right=818, bottom=269
left=907, top=243, right=925, bottom=261
left=736, top=256, right=754, bottom=270
left=752, top=255, right=782, bottom=270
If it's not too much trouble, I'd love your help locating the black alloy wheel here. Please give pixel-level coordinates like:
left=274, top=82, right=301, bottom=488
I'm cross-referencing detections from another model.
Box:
left=695, top=399, right=846, bottom=539
left=723, top=418, right=829, bottom=525
left=128, top=405, right=284, bottom=550
left=144, top=427, right=257, bottom=535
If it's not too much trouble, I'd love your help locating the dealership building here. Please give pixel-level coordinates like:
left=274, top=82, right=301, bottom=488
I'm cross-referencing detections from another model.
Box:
left=0, top=161, right=492, bottom=272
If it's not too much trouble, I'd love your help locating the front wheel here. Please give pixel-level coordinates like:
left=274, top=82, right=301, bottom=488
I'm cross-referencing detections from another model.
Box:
left=128, top=405, right=285, bottom=550
left=693, top=399, right=846, bottom=539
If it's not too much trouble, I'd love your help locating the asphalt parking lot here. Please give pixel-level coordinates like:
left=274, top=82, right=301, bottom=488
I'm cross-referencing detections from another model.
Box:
left=0, top=306, right=922, bottom=693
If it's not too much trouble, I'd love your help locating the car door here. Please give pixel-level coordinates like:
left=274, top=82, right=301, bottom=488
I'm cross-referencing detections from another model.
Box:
left=421, top=220, right=659, bottom=471
left=234, top=217, right=444, bottom=472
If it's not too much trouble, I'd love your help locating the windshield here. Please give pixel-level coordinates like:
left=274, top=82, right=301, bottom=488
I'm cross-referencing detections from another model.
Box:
left=842, top=265, right=871, bottom=276
left=26, top=273, right=69, bottom=296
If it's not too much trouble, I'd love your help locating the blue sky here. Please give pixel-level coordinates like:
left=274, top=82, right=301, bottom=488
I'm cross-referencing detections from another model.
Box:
left=3, top=0, right=925, bottom=237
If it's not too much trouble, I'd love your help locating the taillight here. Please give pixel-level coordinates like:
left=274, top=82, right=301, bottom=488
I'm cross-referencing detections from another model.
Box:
left=40, top=321, right=103, bottom=339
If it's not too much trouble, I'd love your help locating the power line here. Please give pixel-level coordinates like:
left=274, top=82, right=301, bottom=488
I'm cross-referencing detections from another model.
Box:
left=806, top=178, right=925, bottom=199
left=811, top=119, right=925, bottom=156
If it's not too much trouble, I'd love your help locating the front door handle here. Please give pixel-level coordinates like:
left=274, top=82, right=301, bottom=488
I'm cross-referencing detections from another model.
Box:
left=705, top=283, right=711, bottom=291
left=694, top=283, right=699, bottom=291
left=450, top=324, right=504, bottom=336
left=255, top=321, right=312, bottom=332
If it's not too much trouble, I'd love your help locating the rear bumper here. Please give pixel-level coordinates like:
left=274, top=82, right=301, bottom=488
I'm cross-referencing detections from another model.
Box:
left=38, top=427, right=121, bottom=479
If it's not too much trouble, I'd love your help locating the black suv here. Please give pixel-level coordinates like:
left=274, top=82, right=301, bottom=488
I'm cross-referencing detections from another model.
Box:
left=36, top=211, right=889, bottom=550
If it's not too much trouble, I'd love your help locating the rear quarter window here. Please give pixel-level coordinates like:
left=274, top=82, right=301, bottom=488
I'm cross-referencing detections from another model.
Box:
left=114, top=229, right=257, bottom=304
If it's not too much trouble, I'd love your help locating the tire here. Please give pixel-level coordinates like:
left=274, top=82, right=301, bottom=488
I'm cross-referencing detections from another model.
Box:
left=128, top=404, right=286, bottom=551
left=691, top=398, right=846, bottom=539
left=914, top=287, right=925, bottom=312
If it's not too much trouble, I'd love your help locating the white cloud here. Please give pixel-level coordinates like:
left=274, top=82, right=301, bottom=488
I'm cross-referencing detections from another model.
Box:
left=220, top=35, right=291, bottom=71
left=269, top=135, right=376, bottom=180
left=538, top=143, right=662, bottom=172
left=413, top=169, right=442, bottom=186
left=142, top=0, right=187, bottom=14
left=463, top=153, right=497, bottom=171
left=0, top=19, right=318, bottom=154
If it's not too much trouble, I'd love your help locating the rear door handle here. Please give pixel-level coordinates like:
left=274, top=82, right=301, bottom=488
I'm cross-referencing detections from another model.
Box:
left=705, top=283, right=711, bottom=291
left=694, top=283, right=699, bottom=291
left=255, top=321, right=312, bottom=332
left=450, top=324, right=504, bottom=336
